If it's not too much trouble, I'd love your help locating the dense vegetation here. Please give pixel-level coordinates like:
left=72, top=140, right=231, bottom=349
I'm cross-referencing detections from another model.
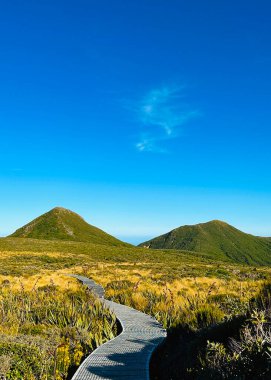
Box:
left=151, top=282, right=271, bottom=379
left=0, top=278, right=117, bottom=379
left=2, top=209, right=271, bottom=378
left=1, top=235, right=271, bottom=378
left=139, top=220, right=271, bottom=265
left=10, top=207, right=129, bottom=247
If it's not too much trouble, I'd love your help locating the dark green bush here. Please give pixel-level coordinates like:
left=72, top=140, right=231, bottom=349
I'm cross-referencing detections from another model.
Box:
left=0, top=341, right=45, bottom=379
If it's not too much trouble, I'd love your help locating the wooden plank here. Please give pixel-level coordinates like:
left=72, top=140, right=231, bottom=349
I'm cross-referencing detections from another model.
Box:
left=70, top=275, right=166, bottom=380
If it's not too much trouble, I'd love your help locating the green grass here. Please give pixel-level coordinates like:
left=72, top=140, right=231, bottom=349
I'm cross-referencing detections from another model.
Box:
left=9, top=207, right=130, bottom=247
left=1, top=235, right=269, bottom=279
left=139, top=220, right=271, bottom=265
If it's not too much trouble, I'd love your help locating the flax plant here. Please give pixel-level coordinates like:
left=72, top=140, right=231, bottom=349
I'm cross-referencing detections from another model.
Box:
left=0, top=280, right=117, bottom=379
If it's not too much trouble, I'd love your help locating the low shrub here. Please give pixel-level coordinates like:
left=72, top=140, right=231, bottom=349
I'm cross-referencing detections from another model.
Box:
left=0, top=283, right=117, bottom=379
left=198, top=309, right=271, bottom=379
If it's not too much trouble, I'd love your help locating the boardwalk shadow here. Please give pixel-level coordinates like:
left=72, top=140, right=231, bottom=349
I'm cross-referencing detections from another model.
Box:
left=85, top=337, right=163, bottom=379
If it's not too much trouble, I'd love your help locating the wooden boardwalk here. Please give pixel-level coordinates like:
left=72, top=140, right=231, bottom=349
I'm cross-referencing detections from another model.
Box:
left=70, top=275, right=166, bottom=380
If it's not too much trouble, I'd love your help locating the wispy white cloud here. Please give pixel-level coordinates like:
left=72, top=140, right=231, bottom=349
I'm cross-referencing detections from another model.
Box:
left=135, top=134, right=167, bottom=154
left=135, top=86, right=199, bottom=152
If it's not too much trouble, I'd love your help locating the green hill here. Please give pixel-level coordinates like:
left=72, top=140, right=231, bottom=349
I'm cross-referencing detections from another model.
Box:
left=9, top=207, right=129, bottom=246
left=139, top=220, right=271, bottom=265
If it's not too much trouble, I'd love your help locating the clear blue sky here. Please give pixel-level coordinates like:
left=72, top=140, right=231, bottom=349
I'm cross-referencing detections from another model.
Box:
left=1, top=0, right=271, bottom=244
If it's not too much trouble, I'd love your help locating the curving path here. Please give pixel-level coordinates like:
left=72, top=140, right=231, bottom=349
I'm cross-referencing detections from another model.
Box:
left=70, top=275, right=166, bottom=380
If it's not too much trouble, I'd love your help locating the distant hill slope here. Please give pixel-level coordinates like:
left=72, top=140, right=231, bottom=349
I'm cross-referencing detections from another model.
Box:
left=139, top=220, right=271, bottom=265
left=10, top=207, right=129, bottom=246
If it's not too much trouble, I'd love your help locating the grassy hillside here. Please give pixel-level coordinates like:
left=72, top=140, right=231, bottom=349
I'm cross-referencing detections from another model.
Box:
left=139, top=220, right=271, bottom=265
left=1, top=234, right=270, bottom=280
left=0, top=236, right=223, bottom=277
left=9, top=207, right=130, bottom=246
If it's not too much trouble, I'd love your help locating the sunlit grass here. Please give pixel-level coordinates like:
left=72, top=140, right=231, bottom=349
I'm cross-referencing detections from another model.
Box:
left=1, top=237, right=271, bottom=378
left=0, top=277, right=117, bottom=379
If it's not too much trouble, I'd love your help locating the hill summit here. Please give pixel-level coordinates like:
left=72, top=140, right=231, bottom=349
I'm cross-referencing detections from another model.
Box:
left=10, top=207, right=128, bottom=246
left=139, top=220, right=271, bottom=265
